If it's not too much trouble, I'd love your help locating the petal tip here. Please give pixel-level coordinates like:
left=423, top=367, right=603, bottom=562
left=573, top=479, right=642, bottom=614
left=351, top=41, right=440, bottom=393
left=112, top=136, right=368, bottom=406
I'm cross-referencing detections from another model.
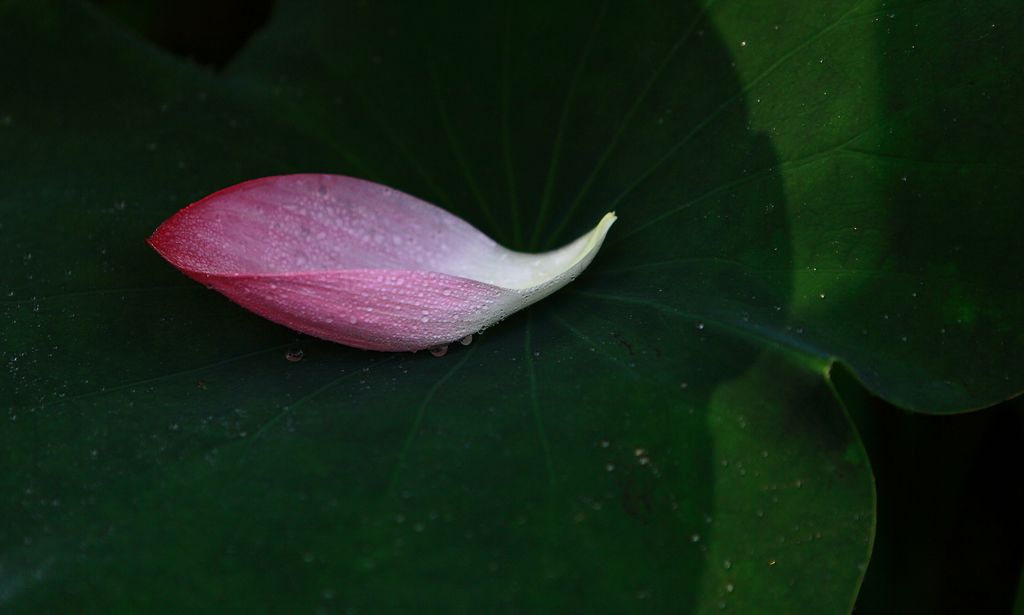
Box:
left=569, top=211, right=617, bottom=270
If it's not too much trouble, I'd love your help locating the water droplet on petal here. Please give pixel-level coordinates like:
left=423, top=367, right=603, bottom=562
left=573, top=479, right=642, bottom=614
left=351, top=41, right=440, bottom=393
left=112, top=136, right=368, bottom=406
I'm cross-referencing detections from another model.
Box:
left=459, top=334, right=473, bottom=346
left=429, top=345, right=448, bottom=358
left=285, top=349, right=304, bottom=362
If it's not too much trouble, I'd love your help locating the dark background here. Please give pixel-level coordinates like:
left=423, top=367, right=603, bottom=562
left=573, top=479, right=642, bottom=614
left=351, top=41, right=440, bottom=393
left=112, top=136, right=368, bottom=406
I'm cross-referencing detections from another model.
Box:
left=88, top=1, right=1024, bottom=611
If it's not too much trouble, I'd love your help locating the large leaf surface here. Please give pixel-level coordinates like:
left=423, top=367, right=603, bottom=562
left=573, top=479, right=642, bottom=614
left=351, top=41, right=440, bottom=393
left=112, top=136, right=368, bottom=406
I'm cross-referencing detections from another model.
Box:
left=1, top=0, right=1020, bottom=612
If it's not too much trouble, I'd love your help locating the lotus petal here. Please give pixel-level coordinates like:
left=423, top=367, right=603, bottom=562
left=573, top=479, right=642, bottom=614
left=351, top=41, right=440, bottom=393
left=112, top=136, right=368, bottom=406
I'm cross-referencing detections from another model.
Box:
left=148, top=174, right=616, bottom=351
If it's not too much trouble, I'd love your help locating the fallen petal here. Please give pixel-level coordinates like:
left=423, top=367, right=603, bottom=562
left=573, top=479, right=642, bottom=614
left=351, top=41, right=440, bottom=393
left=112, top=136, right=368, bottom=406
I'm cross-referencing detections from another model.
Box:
left=148, top=174, right=615, bottom=351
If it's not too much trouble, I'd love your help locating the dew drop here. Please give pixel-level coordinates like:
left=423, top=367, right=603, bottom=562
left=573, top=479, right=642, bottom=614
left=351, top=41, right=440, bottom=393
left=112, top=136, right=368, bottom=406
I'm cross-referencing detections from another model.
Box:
left=429, top=345, right=449, bottom=358
left=459, top=334, right=474, bottom=346
left=285, top=349, right=304, bottom=362
left=695, top=322, right=705, bottom=330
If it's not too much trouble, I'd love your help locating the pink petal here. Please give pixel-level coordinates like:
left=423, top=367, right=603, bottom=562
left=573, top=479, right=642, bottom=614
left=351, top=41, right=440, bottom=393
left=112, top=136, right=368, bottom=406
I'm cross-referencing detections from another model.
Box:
left=148, top=174, right=615, bottom=351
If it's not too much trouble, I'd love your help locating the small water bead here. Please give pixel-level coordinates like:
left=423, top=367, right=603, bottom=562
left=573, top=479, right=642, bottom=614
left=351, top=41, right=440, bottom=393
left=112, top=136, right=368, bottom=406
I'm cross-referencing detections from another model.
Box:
left=459, top=334, right=473, bottom=346
left=285, top=348, right=304, bottom=362
left=429, top=345, right=448, bottom=357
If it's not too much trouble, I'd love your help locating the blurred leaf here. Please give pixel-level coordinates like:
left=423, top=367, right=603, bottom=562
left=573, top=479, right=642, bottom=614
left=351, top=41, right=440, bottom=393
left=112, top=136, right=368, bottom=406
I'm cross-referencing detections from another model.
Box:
left=1, top=0, right=1020, bottom=612
left=89, top=0, right=273, bottom=69
left=838, top=368, right=1024, bottom=613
